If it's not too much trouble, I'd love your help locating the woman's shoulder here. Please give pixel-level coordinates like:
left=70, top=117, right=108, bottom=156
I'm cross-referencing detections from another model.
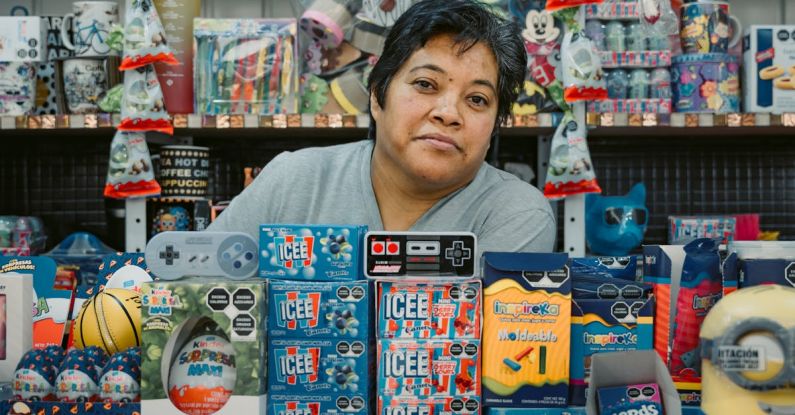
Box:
left=476, top=162, right=549, bottom=207
left=268, top=139, right=372, bottom=173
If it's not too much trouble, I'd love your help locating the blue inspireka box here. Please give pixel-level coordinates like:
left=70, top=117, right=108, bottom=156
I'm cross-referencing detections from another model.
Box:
left=268, top=338, right=371, bottom=397
left=570, top=298, right=654, bottom=406
left=260, top=225, right=368, bottom=281
left=269, top=280, right=371, bottom=339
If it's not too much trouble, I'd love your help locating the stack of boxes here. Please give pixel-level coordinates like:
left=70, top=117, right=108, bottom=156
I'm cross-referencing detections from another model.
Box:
left=262, top=225, right=373, bottom=415
left=376, top=280, right=482, bottom=415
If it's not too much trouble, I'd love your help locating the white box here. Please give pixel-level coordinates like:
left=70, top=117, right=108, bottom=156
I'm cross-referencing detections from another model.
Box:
left=0, top=17, right=47, bottom=62
left=744, top=25, right=795, bottom=113
left=0, top=272, right=33, bottom=382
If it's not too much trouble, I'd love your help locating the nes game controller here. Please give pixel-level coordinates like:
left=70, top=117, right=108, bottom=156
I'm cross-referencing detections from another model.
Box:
left=145, top=231, right=258, bottom=280
left=365, top=232, right=477, bottom=278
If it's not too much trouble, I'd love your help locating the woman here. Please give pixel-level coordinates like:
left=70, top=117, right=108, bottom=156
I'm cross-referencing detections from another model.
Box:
left=209, top=0, right=556, bottom=254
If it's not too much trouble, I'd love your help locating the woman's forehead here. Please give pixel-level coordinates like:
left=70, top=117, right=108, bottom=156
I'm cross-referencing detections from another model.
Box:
left=402, top=34, right=498, bottom=81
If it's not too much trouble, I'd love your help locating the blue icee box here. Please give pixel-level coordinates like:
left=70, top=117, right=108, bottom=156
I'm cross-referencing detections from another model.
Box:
left=268, top=280, right=371, bottom=339
left=268, top=338, right=371, bottom=398
left=269, top=394, right=369, bottom=415
left=260, top=224, right=368, bottom=281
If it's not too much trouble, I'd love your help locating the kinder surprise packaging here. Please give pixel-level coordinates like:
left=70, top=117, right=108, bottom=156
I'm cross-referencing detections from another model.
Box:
left=377, top=339, right=480, bottom=398
left=104, top=131, right=161, bottom=199
left=643, top=238, right=722, bottom=377
left=120, top=0, right=179, bottom=71
left=544, top=112, right=602, bottom=200
left=481, top=252, right=571, bottom=408
left=561, top=32, right=607, bottom=102
left=119, top=65, right=173, bottom=134
left=377, top=280, right=481, bottom=339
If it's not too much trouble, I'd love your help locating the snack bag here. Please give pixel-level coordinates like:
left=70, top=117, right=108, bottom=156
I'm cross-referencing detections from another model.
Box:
left=119, top=65, right=173, bottom=135
left=104, top=130, right=161, bottom=199
left=544, top=112, right=602, bottom=199
left=561, top=32, right=607, bottom=102
left=120, top=0, right=179, bottom=70
left=546, top=0, right=604, bottom=12
left=670, top=238, right=721, bottom=376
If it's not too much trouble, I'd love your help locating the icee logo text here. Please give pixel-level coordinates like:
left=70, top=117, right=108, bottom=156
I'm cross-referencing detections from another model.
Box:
left=275, top=346, right=320, bottom=385
left=275, top=235, right=314, bottom=269
left=275, top=292, right=321, bottom=329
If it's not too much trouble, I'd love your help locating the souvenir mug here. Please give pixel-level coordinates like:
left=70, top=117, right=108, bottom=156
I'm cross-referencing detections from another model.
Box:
left=671, top=53, right=740, bottom=113
left=680, top=1, right=742, bottom=54
left=0, top=63, right=37, bottom=115
left=62, top=58, right=108, bottom=114
left=60, top=1, right=119, bottom=57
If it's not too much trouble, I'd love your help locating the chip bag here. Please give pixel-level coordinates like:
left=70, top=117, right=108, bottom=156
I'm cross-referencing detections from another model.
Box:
left=544, top=112, right=602, bottom=199
left=120, top=0, right=179, bottom=71
left=562, top=31, right=607, bottom=102
left=104, top=130, right=161, bottom=199
left=546, top=0, right=604, bottom=12
left=119, top=65, right=173, bottom=135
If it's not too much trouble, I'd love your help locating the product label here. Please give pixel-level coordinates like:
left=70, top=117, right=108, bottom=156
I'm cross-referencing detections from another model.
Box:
left=717, top=346, right=766, bottom=371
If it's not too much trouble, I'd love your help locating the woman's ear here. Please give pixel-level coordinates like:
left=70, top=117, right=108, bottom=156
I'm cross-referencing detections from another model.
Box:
left=370, top=91, right=382, bottom=121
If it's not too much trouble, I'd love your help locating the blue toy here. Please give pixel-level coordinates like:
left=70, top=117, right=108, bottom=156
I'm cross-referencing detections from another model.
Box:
left=586, top=183, right=648, bottom=256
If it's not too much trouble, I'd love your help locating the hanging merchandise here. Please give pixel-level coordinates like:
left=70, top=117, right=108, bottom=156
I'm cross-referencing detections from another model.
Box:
left=104, top=131, right=161, bottom=199
left=120, top=0, right=179, bottom=71
left=638, top=0, right=678, bottom=38
left=194, top=19, right=298, bottom=115
left=119, top=65, right=173, bottom=134
left=562, top=32, right=608, bottom=102
left=544, top=112, right=602, bottom=200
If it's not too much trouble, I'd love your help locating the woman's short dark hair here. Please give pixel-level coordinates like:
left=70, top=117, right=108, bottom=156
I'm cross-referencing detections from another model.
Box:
left=367, top=0, right=527, bottom=139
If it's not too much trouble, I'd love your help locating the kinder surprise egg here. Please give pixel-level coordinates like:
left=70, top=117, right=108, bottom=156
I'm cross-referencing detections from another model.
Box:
left=99, top=349, right=141, bottom=402
left=73, top=288, right=142, bottom=355
left=167, top=333, right=237, bottom=415
left=13, top=350, right=57, bottom=401
left=55, top=350, right=100, bottom=402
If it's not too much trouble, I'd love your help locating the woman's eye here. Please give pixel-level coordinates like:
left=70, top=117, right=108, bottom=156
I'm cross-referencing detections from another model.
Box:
left=414, top=80, right=434, bottom=90
left=469, top=95, right=488, bottom=107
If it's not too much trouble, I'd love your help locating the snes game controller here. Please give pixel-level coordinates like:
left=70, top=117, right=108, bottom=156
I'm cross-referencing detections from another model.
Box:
left=365, top=231, right=477, bottom=278
left=145, top=231, right=258, bottom=280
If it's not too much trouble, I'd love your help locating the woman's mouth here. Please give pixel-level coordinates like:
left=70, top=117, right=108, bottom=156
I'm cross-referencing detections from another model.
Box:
left=417, top=134, right=460, bottom=151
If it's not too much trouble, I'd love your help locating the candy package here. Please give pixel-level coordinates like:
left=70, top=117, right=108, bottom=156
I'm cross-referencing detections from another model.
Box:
left=119, top=65, right=173, bottom=134
left=544, top=112, right=602, bottom=200
left=638, top=0, right=679, bottom=38
left=561, top=32, right=607, bottom=102
left=546, top=0, right=604, bottom=12
left=120, top=0, right=179, bottom=70
left=104, top=130, right=161, bottom=199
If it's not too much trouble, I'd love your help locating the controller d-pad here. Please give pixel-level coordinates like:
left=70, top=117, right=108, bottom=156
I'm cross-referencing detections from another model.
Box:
left=445, top=241, right=471, bottom=267
left=159, top=244, right=180, bottom=265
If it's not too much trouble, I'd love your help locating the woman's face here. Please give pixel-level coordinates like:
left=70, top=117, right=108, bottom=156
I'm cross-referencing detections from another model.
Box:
left=371, top=33, right=499, bottom=191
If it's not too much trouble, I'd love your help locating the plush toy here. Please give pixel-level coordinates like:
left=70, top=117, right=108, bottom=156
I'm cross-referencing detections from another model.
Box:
left=586, top=183, right=648, bottom=256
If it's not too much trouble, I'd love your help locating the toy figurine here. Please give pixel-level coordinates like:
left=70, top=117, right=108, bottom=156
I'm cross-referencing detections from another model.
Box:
left=586, top=183, right=649, bottom=256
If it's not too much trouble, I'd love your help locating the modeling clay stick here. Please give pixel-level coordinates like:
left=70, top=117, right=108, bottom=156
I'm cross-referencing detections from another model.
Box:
left=539, top=346, right=547, bottom=375
left=503, top=345, right=534, bottom=372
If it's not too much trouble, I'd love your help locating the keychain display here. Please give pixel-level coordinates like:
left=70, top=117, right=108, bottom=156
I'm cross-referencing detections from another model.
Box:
left=118, top=65, right=173, bottom=134
left=544, top=112, right=602, bottom=200
left=104, top=131, right=161, bottom=199
left=562, top=32, right=608, bottom=102
left=120, top=0, right=179, bottom=70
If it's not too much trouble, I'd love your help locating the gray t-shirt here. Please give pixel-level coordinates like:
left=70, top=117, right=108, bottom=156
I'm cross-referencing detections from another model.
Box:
left=208, top=140, right=556, bottom=254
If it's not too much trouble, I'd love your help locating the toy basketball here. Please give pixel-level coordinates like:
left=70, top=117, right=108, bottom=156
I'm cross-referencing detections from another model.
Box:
left=73, top=288, right=142, bottom=355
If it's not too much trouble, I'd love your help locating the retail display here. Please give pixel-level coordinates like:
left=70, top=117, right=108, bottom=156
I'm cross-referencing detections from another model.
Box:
left=585, top=183, right=648, bottom=256
left=145, top=231, right=258, bottom=280
left=364, top=232, right=477, bottom=279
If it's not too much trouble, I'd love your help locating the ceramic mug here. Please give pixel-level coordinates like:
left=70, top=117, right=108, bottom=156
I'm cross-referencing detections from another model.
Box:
left=0, top=63, right=37, bottom=115
left=63, top=58, right=108, bottom=114
left=60, top=1, right=119, bottom=57
left=680, top=1, right=741, bottom=54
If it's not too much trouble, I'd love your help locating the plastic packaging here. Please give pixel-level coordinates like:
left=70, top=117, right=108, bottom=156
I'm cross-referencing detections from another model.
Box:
left=544, top=112, right=602, bottom=199
left=561, top=32, right=608, bottom=102
left=638, top=0, right=679, bottom=38
left=118, top=65, right=173, bottom=135
left=104, top=130, right=161, bottom=199
left=120, top=0, right=179, bottom=71
left=546, top=0, right=604, bottom=12
left=194, top=19, right=298, bottom=115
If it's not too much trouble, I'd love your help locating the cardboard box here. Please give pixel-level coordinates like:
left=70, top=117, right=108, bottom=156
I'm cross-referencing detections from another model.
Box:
left=268, top=280, right=371, bottom=339
left=570, top=298, right=654, bottom=406
left=598, top=383, right=663, bottom=415
left=481, top=252, right=571, bottom=408
left=668, top=216, right=736, bottom=245
left=377, top=280, right=481, bottom=339
left=140, top=278, right=267, bottom=415
left=259, top=225, right=368, bottom=281
left=741, top=258, right=795, bottom=288
left=744, top=25, right=795, bottom=113
left=0, top=17, right=47, bottom=62
left=585, top=351, right=681, bottom=415
left=377, top=339, right=480, bottom=398
left=269, top=394, right=369, bottom=415
left=379, top=396, right=482, bottom=415
left=268, top=338, right=371, bottom=399
left=0, top=272, right=33, bottom=382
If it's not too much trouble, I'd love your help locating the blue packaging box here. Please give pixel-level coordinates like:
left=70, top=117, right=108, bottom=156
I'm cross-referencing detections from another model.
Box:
left=741, top=258, right=795, bottom=288
left=259, top=225, right=368, bottom=281
left=598, top=384, right=663, bottom=415
left=269, top=393, right=369, bottom=415
left=268, top=280, right=371, bottom=339
left=570, top=298, right=654, bottom=406
left=379, top=397, right=482, bottom=415
left=486, top=407, right=586, bottom=415
left=268, top=338, right=371, bottom=397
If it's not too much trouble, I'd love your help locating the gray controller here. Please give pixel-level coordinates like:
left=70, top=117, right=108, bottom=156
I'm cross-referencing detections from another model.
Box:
left=145, top=231, right=258, bottom=280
